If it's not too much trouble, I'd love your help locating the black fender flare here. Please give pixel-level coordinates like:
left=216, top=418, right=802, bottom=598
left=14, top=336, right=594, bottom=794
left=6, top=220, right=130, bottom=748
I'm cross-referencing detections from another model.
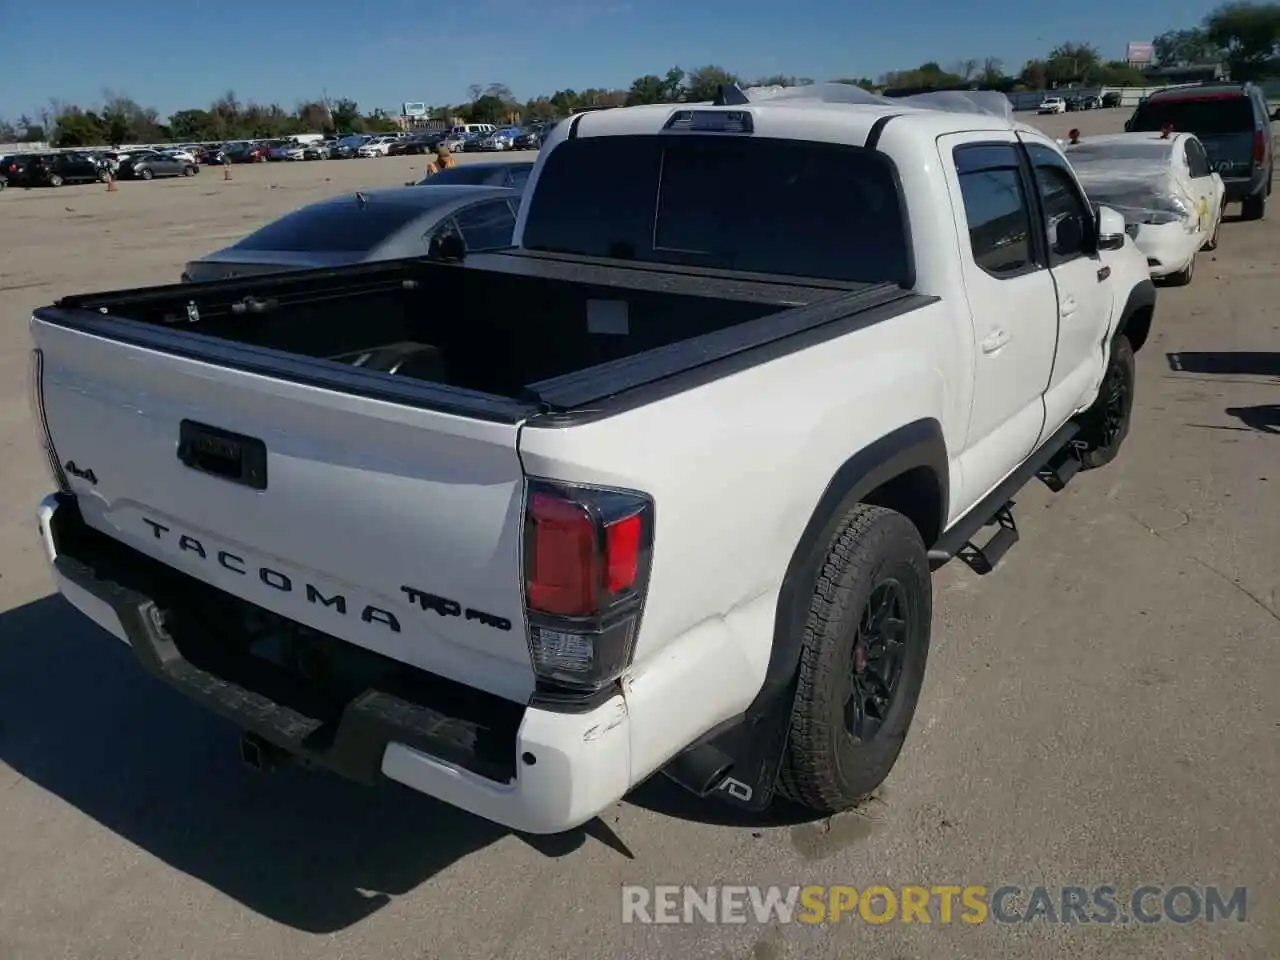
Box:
left=1114, top=278, right=1156, bottom=351
left=754, top=417, right=948, bottom=715
left=678, top=418, right=948, bottom=809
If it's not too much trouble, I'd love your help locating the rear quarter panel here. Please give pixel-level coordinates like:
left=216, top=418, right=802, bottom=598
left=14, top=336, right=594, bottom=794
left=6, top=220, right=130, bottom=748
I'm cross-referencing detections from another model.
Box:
left=517, top=299, right=960, bottom=761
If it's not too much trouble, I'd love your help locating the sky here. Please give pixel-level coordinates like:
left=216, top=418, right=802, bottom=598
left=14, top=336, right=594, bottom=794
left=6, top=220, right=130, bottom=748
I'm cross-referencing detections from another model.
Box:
left=0, top=0, right=1225, bottom=122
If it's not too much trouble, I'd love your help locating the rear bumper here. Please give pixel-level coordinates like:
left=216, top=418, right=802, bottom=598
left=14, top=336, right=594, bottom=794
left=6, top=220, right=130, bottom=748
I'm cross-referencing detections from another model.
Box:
left=36, top=493, right=634, bottom=834
left=1222, top=174, right=1266, bottom=202
left=1132, top=222, right=1200, bottom=277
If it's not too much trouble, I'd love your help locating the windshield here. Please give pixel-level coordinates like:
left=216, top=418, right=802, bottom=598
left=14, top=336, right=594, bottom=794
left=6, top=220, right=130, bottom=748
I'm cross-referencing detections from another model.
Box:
left=1129, top=96, right=1255, bottom=136
left=232, top=198, right=436, bottom=253
left=522, top=134, right=910, bottom=284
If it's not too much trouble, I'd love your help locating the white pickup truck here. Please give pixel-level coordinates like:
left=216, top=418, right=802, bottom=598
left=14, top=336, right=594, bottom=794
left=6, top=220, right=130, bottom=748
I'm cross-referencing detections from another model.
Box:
left=29, top=85, right=1156, bottom=834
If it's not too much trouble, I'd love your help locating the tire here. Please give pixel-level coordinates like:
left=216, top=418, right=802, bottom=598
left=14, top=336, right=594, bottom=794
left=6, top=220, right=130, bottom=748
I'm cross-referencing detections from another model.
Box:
left=182, top=165, right=195, bottom=177
left=1075, top=334, right=1135, bottom=469
left=1241, top=191, right=1265, bottom=221
left=1163, top=252, right=1195, bottom=286
left=777, top=504, right=932, bottom=813
left=140, top=168, right=153, bottom=181
left=48, top=174, right=63, bottom=187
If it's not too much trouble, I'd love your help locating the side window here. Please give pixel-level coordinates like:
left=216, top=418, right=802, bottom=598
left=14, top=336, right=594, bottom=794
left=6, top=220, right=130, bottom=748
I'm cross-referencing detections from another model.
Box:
left=1027, top=144, right=1092, bottom=263
left=1185, top=139, right=1211, bottom=178
left=953, top=143, right=1035, bottom=277
left=454, top=199, right=517, bottom=251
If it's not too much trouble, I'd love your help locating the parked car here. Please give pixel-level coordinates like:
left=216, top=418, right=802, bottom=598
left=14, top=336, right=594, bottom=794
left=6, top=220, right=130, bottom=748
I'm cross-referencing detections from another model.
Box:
left=436, top=133, right=469, bottom=153
left=331, top=135, right=369, bottom=159
left=2, top=154, right=43, bottom=186
left=116, top=150, right=200, bottom=180
left=224, top=141, right=271, bottom=163
left=512, top=127, right=545, bottom=150
left=23, top=152, right=108, bottom=186
left=357, top=135, right=397, bottom=158
left=1065, top=94, right=1101, bottom=111
left=30, top=88, right=1155, bottom=835
left=390, top=133, right=442, bottom=156
left=1067, top=131, right=1224, bottom=285
left=1039, top=96, right=1067, bottom=114
left=180, top=184, right=521, bottom=281
left=160, top=147, right=199, bottom=164
left=1101, top=92, right=1123, bottom=108
left=415, top=160, right=534, bottom=190
left=473, top=127, right=522, bottom=151
left=1125, top=81, right=1273, bottom=220
left=195, top=145, right=225, bottom=165
left=301, top=142, right=331, bottom=160
left=268, top=141, right=306, bottom=161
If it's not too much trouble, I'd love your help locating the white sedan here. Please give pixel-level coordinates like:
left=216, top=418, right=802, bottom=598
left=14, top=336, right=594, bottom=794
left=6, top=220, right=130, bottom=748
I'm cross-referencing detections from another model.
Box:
left=158, top=148, right=198, bottom=163
left=356, top=135, right=397, bottom=157
left=1038, top=97, right=1066, bottom=114
left=1067, top=131, right=1225, bottom=286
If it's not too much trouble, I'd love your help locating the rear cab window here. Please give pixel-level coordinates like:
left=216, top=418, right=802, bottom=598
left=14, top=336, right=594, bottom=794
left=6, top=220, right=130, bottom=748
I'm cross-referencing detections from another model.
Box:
left=522, top=134, right=912, bottom=285
left=1129, top=94, right=1256, bottom=135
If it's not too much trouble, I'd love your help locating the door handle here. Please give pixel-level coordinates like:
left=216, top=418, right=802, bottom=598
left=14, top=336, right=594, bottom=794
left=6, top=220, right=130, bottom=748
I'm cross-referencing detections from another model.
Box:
left=981, top=329, right=1010, bottom=354
left=1060, top=297, right=1078, bottom=319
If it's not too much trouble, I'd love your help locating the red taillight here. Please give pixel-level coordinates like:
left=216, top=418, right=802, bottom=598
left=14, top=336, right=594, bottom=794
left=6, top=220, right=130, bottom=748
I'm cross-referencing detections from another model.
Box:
left=605, top=514, right=641, bottom=593
left=527, top=493, right=600, bottom=616
left=1253, top=129, right=1267, bottom=166
left=523, top=479, right=654, bottom=692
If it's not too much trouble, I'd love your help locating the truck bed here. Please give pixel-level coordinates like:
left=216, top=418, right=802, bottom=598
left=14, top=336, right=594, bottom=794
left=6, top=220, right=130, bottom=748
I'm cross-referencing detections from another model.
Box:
left=38, top=251, right=924, bottom=418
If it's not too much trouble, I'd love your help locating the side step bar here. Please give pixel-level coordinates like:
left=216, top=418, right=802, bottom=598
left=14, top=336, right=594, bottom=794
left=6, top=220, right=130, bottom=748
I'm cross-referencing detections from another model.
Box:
left=928, top=421, right=1081, bottom=574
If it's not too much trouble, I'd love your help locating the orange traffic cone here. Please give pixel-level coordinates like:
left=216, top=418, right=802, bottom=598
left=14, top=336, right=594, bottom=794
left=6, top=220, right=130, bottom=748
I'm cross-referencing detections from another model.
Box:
left=105, top=170, right=117, bottom=192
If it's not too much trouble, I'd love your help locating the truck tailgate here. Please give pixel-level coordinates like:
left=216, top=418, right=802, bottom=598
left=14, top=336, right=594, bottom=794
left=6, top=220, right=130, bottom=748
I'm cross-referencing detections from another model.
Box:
left=32, top=316, right=538, bottom=703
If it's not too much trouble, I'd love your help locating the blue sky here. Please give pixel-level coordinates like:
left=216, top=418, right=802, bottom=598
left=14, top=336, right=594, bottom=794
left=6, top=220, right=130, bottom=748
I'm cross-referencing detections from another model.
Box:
left=1, top=0, right=1222, bottom=121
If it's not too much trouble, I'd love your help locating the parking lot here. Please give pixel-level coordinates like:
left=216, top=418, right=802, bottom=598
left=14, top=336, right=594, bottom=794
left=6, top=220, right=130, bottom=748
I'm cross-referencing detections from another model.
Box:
left=0, top=109, right=1277, bottom=960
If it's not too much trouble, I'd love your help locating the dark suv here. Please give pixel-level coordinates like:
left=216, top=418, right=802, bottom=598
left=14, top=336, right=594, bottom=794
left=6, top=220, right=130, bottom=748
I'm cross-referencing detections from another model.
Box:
left=1126, top=81, right=1275, bottom=220
left=24, top=152, right=108, bottom=187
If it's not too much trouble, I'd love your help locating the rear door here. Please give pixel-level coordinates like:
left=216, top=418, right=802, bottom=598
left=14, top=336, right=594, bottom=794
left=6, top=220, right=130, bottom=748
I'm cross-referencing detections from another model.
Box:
left=1020, top=137, right=1115, bottom=436
left=31, top=315, right=539, bottom=702
left=939, top=134, right=1059, bottom=503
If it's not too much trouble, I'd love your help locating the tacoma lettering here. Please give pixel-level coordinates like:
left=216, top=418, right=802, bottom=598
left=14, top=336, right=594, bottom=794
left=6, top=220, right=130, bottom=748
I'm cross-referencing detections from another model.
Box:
left=137, top=517, right=507, bottom=635
left=138, top=517, right=399, bottom=633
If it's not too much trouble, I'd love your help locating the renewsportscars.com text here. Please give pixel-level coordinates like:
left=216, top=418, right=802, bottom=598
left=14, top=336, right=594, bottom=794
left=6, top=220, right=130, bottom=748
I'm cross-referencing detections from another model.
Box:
left=621, top=884, right=1248, bottom=925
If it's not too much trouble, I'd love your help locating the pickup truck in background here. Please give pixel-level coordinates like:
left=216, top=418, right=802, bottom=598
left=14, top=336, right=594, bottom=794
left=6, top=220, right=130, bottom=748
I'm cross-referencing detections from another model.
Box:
left=29, top=85, right=1156, bottom=834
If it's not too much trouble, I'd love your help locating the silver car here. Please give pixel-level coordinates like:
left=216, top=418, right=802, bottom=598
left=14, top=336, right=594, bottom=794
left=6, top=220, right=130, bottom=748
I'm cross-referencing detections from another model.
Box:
left=181, top=184, right=520, bottom=281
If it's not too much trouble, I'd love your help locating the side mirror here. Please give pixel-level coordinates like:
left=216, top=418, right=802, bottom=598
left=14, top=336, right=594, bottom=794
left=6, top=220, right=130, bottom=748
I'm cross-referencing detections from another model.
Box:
left=1096, top=205, right=1126, bottom=251
left=1271, top=107, right=1280, bottom=121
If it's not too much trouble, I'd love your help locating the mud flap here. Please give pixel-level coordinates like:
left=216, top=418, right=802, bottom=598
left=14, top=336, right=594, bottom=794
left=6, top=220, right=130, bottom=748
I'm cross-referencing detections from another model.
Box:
left=695, top=677, right=798, bottom=812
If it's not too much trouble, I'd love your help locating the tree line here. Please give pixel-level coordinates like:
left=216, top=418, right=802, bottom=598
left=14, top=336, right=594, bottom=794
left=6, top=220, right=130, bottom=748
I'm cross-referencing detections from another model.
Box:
left=3, top=1, right=1277, bottom=149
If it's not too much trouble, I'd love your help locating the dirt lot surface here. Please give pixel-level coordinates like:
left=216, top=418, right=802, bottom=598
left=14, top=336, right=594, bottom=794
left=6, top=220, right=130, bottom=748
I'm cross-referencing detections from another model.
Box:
left=0, top=113, right=1277, bottom=960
